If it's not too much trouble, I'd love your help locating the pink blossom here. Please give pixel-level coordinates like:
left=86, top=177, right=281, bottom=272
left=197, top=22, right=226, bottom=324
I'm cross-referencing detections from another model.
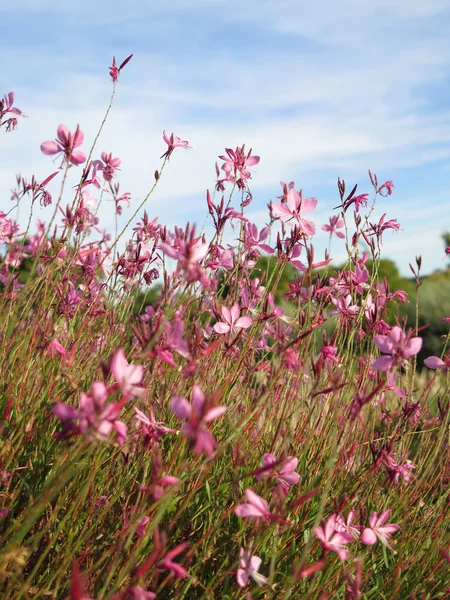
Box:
left=41, top=124, right=86, bottom=166
left=93, top=152, right=121, bottom=182
left=237, top=547, right=268, bottom=588
left=242, top=222, right=274, bottom=254
left=378, top=180, right=394, bottom=196
left=110, top=349, right=144, bottom=397
left=271, top=187, right=317, bottom=236
left=330, top=294, right=359, bottom=319
left=321, top=215, right=345, bottom=239
left=424, top=356, right=446, bottom=369
left=360, top=510, right=400, bottom=549
left=170, top=385, right=226, bottom=457
left=214, top=302, right=253, bottom=334
left=235, top=489, right=273, bottom=520
left=314, top=514, right=353, bottom=561
left=219, top=144, right=260, bottom=187
left=157, top=543, right=189, bottom=579
left=109, top=54, right=133, bottom=83
left=0, top=91, right=24, bottom=132
left=255, top=453, right=300, bottom=496
left=372, top=326, right=422, bottom=372
left=161, top=130, right=190, bottom=160
left=335, top=510, right=361, bottom=540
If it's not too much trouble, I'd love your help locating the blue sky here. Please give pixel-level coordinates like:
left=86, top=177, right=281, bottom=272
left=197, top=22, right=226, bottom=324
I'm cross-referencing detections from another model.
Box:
left=1, top=0, right=450, bottom=275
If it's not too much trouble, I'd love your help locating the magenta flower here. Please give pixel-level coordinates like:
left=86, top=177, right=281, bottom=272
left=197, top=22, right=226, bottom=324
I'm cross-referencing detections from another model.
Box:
left=314, top=514, right=353, bottom=561
left=161, top=130, right=190, bottom=160
left=378, top=180, right=394, bottom=196
left=170, top=385, right=227, bottom=457
left=53, top=381, right=128, bottom=445
left=255, top=453, right=300, bottom=496
left=360, top=510, right=400, bottom=549
left=110, top=349, right=144, bottom=397
left=271, top=187, right=317, bottom=236
left=235, top=489, right=274, bottom=520
left=214, top=302, right=253, bottom=335
left=109, top=54, right=133, bottom=83
left=0, top=91, right=23, bottom=132
left=335, top=510, right=361, bottom=540
left=41, top=124, right=86, bottom=166
left=242, top=222, right=274, bottom=254
left=321, top=215, right=345, bottom=239
left=93, top=152, right=121, bottom=182
left=372, top=326, right=422, bottom=372
left=219, top=144, right=260, bottom=187
left=237, top=547, right=268, bottom=588
left=330, top=294, right=359, bottom=319
left=157, top=543, right=189, bottom=580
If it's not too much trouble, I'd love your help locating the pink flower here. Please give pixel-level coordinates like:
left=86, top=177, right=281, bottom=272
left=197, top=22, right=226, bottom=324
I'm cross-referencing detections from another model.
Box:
left=161, top=130, right=190, bottom=160
left=1, top=91, right=23, bottom=132
left=214, top=302, right=253, bottom=334
left=157, top=543, right=189, bottom=580
left=170, top=385, right=226, bottom=457
left=271, top=187, right=317, bottom=236
left=314, top=514, right=353, bottom=561
left=360, top=510, right=400, bottom=549
left=235, top=489, right=273, bottom=520
left=93, top=152, right=121, bottom=182
left=41, top=124, right=86, bottom=166
left=378, top=180, right=394, bottom=196
left=335, top=510, right=361, bottom=540
left=110, top=349, right=144, bottom=397
left=330, top=294, right=359, bottom=319
left=219, top=144, right=260, bottom=187
left=237, top=547, right=268, bottom=588
left=109, top=54, right=133, bottom=83
left=255, top=453, right=300, bottom=496
left=242, top=222, right=274, bottom=254
left=321, top=215, right=345, bottom=239
left=372, top=326, right=422, bottom=372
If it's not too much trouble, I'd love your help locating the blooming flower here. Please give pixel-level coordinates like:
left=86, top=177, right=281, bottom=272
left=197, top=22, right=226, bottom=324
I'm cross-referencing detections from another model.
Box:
left=0, top=91, right=23, bottom=132
left=110, top=349, right=144, bottom=397
left=214, top=302, right=253, bottom=335
left=170, top=385, right=226, bottom=457
left=41, top=124, right=86, bottom=166
left=161, top=130, right=190, bottom=160
left=360, top=510, right=400, bottom=549
left=219, top=144, right=260, bottom=187
left=237, top=547, right=268, bottom=588
left=235, top=489, right=274, bottom=520
left=93, top=152, right=121, bottom=182
left=271, top=187, right=317, bottom=236
left=314, top=514, right=353, bottom=561
left=109, top=54, right=133, bottom=83
left=321, top=215, right=345, bottom=239
left=371, top=326, right=422, bottom=372
left=255, top=453, right=300, bottom=496
left=378, top=180, right=394, bottom=196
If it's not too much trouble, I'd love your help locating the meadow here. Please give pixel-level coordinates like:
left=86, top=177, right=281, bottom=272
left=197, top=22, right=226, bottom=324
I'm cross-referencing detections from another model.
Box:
left=0, top=57, right=449, bottom=599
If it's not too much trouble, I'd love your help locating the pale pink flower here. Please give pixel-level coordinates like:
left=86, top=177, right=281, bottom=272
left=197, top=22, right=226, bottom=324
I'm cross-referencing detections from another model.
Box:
left=237, top=547, right=268, bottom=588
left=372, top=326, right=422, bottom=372
left=219, top=144, right=260, bottom=186
left=110, top=349, right=144, bottom=397
left=41, top=124, right=86, bottom=166
left=424, top=356, right=446, bottom=369
left=271, top=187, right=317, bottom=236
left=314, top=514, right=353, bottom=561
left=93, top=152, right=121, bottom=182
left=360, top=510, right=400, bottom=549
left=161, top=130, right=190, bottom=160
left=214, top=302, right=253, bottom=334
left=255, top=453, right=300, bottom=495
left=1, top=91, right=24, bottom=132
left=335, top=510, right=361, bottom=540
left=330, top=294, right=359, bottom=319
left=321, top=215, right=345, bottom=239
left=235, top=489, right=273, bottom=520
left=170, top=385, right=226, bottom=457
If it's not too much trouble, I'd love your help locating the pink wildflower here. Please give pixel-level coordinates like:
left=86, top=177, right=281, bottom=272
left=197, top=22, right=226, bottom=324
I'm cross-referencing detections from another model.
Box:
left=93, top=152, right=121, bottom=182
left=41, top=124, right=86, bottom=166
left=109, top=54, right=133, bottom=83
left=321, top=215, right=345, bottom=239
left=372, top=326, right=422, bottom=372
left=255, top=453, right=300, bottom=496
left=170, top=385, right=226, bottom=457
left=360, top=510, right=400, bottom=549
left=378, top=180, right=394, bottom=196
left=219, top=144, right=260, bottom=187
left=314, top=514, right=353, bottom=561
left=1, top=91, right=24, bottom=132
left=237, top=547, right=268, bottom=588
left=161, top=130, right=190, bottom=160
left=214, top=302, right=253, bottom=334
left=271, top=186, right=317, bottom=236
left=235, top=489, right=274, bottom=520
left=424, top=356, right=446, bottom=369
left=157, top=543, right=189, bottom=580
left=110, top=349, right=144, bottom=397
